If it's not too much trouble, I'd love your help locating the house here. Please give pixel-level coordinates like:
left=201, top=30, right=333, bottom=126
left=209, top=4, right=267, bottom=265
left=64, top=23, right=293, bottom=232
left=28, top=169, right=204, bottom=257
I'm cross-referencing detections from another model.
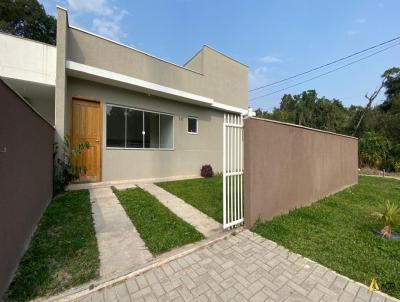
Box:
left=0, top=6, right=250, bottom=183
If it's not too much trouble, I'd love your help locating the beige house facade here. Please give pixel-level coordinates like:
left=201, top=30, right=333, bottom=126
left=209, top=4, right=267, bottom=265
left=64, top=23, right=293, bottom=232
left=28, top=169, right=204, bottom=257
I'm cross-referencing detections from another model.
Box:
left=1, top=7, right=250, bottom=182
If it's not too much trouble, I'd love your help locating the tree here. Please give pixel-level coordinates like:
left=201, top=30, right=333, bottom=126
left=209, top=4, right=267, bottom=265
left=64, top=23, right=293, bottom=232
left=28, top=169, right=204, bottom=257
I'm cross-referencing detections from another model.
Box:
left=0, top=0, right=56, bottom=45
left=359, top=132, right=391, bottom=169
left=379, top=67, right=400, bottom=114
left=256, top=90, right=348, bottom=133
left=383, top=67, right=400, bottom=101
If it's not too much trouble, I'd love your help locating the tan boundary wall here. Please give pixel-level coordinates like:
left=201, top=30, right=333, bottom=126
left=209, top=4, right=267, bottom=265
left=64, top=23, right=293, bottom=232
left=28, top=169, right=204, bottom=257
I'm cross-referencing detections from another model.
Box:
left=0, top=80, right=54, bottom=298
left=244, top=118, right=358, bottom=228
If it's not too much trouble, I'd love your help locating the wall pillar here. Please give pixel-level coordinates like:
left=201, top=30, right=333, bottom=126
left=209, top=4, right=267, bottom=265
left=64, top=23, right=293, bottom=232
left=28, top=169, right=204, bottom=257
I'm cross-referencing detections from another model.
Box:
left=54, top=7, right=68, bottom=152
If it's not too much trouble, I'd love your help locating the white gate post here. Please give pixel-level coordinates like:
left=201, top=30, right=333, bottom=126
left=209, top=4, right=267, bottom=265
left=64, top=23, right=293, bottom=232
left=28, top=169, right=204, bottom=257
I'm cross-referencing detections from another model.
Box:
left=223, top=113, right=244, bottom=229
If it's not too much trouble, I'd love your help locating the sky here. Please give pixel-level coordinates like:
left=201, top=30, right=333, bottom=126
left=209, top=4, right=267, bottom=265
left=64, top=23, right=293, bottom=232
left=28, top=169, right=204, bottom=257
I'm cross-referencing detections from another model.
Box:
left=40, top=0, right=399, bottom=111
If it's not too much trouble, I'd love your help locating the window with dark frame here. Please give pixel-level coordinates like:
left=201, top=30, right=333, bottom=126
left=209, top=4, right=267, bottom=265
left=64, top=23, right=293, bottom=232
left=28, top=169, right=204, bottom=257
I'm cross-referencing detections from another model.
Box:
left=187, top=117, right=198, bottom=134
left=106, top=105, right=173, bottom=149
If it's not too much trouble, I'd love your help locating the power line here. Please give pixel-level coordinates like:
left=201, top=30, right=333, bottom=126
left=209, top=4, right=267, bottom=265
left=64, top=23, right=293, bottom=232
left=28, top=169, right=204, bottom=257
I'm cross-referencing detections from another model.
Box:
left=249, top=41, right=399, bottom=93
left=249, top=35, right=400, bottom=93
left=249, top=42, right=400, bottom=102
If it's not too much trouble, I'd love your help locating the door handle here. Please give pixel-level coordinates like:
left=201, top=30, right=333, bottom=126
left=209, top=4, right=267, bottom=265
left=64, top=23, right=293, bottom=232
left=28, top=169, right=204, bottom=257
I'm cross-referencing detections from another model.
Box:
left=95, top=140, right=100, bottom=143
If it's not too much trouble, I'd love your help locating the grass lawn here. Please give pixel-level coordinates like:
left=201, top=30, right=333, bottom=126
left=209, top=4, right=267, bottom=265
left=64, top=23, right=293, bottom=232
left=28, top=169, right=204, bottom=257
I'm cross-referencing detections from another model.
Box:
left=253, top=176, right=400, bottom=299
left=7, top=190, right=99, bottom=302
left=157, top=176, right=223, bottom=223
left=114, top=187, right=204, bottom=255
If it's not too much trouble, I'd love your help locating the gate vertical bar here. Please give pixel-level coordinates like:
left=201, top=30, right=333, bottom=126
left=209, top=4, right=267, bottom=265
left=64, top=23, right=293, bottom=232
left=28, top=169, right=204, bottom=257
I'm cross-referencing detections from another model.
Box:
left=222, top=114, right=226, bottom=226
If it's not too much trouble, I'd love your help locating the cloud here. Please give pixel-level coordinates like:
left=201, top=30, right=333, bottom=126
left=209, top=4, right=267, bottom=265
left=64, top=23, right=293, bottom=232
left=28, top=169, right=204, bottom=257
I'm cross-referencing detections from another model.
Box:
left=353, top=18, right=366, bottom=24
left=347, top=30, right=359, bottom=36
left=66, top=0, right=113, bottom=16
left=92, top=18, right=121, bottom=40
left=260, top=55, right=282, bottom=64
left=91, top=9, right=127, bottom=41
left=63, top=0, right=128, bottom=41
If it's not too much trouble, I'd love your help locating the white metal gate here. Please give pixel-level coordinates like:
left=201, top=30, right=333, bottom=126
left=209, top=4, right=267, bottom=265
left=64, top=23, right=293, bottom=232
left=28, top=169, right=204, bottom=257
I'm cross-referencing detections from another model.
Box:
left=223, top=113, right=244, bottom=229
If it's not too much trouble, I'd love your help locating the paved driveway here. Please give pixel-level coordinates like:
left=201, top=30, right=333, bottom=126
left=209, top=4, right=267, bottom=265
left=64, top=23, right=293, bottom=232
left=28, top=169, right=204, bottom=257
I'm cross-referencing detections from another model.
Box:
left=75, top=230, right=397, bottom=302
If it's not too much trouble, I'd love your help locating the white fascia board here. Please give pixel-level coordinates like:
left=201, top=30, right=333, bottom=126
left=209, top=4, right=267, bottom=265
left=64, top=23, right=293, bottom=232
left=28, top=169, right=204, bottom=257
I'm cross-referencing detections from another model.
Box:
left=65, top=60, right=249, bottom=115
left=66, top=60, right=214, bottom=106
left=211, top=102, right=248, bottom=115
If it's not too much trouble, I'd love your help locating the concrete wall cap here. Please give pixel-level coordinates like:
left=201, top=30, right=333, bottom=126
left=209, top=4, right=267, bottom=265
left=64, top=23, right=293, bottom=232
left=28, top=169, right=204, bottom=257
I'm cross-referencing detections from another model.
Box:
left=249, top=117, right=358, bottom=140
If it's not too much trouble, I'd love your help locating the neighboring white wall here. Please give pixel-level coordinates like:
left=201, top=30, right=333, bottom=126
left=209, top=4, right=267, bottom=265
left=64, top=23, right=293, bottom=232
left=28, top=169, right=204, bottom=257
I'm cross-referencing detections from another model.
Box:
left=0, top=33, right=56, bottom=86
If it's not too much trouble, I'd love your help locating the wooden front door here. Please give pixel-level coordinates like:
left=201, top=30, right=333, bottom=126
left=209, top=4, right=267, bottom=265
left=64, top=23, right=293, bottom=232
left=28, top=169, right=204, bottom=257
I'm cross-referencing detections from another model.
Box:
left=71, top=98, right=102, bottom=182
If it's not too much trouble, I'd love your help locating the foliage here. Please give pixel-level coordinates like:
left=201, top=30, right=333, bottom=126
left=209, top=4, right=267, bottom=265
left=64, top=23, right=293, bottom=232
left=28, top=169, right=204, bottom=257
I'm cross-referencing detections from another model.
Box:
left=201, top=164, right=214, bottom=178
left=372, top=201, right=400, bottom=239
left=256, top=90, right=349, bottom=133
left=7, top=190, right=99, bottom=301
left=0, top=0, right=56, bottom=45
left=252, top=176, right=400, bottom=299
left=114, top=187, right=203, bottom=254
left=158, top=176, right=223, bottom=223
left=53, top=136, right=90, bottom=195
left=359, top=132, right=392, bottom=169
left=255, top=66, right=400, bottom=171
left=382, top=67, right=400, bottom=103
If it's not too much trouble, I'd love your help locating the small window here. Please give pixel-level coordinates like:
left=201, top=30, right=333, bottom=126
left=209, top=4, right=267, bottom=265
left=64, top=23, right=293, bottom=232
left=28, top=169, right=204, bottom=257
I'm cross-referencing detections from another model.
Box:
left=188, top=117, right=198, bottom=134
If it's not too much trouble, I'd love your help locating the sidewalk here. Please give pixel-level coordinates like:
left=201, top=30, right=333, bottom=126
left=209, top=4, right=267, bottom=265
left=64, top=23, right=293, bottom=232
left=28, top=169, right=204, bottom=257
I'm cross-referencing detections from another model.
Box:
left=139, top=183, right=222, bottom=237
left=90, top=187, right=153, bottom=277
left=71, top=230, right=398, bottom=302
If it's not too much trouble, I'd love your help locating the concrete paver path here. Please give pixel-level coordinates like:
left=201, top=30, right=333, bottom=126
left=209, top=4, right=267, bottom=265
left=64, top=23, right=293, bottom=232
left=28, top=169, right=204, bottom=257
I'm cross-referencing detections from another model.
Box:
left=139, top=183, right=222, bottom=237
left=75, top=230, right=398, bottom=302
left=90, top=187, right=153, bottom=277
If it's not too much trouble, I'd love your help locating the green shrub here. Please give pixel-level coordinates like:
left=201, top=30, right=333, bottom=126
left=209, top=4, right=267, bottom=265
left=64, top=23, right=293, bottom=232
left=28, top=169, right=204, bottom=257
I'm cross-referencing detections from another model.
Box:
left=359, top=132, right=392, bottom=169
left=372, top=201, right=400, bottom=238
left=53, top=136, right=90, bottom=195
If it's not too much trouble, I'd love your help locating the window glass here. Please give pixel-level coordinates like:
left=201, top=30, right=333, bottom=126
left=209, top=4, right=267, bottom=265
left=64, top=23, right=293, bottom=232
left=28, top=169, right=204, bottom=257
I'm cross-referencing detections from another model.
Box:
left=106, top=106, right=125, bottom=147
left=106, top=105, right=173, bottom=149
left=188, top=117, right=198, bottom=133
left=126, top=109, right=143, bottom=148
left=160, top=115, right=173, bottom=149
left=144, top=112, right=160, bottom=148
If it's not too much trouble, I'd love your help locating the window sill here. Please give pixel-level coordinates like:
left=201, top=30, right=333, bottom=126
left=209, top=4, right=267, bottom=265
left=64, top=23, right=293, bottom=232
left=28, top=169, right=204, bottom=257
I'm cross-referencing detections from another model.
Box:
left=106, top=147, right=175, bottom=151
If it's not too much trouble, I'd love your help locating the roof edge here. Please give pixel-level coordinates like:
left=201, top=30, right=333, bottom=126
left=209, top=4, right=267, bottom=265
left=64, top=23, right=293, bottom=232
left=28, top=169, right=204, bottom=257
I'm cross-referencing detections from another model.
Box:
left=0, top=31, right=56, bottom=48
left=67, top=25, right=205, bottom=76
left=203, top=45, right=248, bottom=68
left=183, top=47, right=204, bottom=67
left=56, top=5, right=68, bottom=11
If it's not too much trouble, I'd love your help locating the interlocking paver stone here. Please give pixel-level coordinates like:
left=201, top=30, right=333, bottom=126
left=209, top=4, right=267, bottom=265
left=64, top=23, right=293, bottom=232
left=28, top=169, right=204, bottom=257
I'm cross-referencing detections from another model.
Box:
left=75, top=230, right=398, bottom=302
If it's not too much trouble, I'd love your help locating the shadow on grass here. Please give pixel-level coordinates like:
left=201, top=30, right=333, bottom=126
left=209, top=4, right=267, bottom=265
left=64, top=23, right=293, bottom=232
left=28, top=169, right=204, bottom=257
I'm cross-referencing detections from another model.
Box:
left=7, top=190, right=99, bottom=302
